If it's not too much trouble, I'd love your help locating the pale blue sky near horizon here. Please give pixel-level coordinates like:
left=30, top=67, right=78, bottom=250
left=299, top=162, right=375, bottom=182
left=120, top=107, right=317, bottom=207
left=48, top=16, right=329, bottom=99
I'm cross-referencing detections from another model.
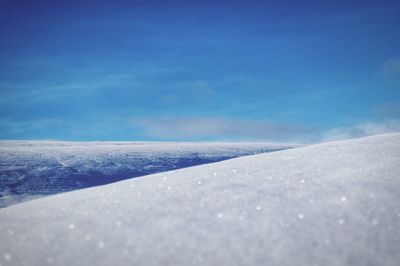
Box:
left=0, top=0, right=400, bottom=142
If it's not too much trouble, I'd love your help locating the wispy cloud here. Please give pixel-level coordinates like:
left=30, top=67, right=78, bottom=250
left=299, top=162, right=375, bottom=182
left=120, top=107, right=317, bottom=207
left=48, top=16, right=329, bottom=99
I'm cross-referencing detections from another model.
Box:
left=132, top=116, right=400, bottom=143
left=132, top=116, right=316, bottom=142
left=322, top=120, right=400, bottom=142
left=383, top=57, right=400, bottom=76
left=0, top=118, right=67, bottom=139
left=2, top=115, right=399, bottom=142
left=382, top=56, right=400, bottom=88
left=373, top=102, right=400, bottom=119
left=161, top=80, right=216, bottom=105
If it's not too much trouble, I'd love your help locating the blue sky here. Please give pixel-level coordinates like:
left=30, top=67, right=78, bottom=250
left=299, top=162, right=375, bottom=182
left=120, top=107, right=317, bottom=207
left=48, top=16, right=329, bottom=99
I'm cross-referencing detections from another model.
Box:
left=1, top=0, right=400, bottom=142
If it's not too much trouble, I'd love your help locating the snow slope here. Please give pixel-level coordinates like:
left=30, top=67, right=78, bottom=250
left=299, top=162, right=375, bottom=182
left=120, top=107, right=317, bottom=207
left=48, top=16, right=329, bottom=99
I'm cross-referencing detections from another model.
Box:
left=0, top=141, right=291, bottom=207
left=1, top=133, right=400, bottom=266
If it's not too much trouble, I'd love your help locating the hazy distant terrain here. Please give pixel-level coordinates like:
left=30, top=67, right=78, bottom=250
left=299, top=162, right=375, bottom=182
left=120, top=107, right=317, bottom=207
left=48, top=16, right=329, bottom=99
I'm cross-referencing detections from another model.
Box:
left=0, top=141, right=292, bottom=207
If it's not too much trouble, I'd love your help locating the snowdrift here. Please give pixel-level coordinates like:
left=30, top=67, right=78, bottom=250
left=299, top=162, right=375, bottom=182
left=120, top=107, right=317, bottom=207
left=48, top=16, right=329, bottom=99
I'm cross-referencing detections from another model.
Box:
left=1, top=133, right=400, bottom=266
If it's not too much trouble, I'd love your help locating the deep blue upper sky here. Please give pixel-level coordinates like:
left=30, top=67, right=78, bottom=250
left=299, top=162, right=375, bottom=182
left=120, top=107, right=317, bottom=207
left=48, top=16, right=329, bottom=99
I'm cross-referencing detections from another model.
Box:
left=1, top=0, right=399, bottom=142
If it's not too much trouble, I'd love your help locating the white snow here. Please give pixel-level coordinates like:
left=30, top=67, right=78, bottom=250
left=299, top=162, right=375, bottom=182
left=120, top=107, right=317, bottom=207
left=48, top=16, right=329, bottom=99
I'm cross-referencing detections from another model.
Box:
left=1, top=133, right=400, bottom=266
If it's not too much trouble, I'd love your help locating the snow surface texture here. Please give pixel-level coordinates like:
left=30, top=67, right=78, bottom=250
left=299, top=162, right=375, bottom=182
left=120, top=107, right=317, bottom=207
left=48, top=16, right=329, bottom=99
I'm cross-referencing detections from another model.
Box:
left=0, top=141, right=291, bottom=207
left=1, top=133, right=400, bottom=266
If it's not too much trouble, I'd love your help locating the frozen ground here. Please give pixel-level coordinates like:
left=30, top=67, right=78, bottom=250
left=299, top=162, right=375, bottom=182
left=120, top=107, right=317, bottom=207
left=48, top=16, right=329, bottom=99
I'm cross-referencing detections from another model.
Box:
left=0, top=141, right=291, bottom=207
left=1, top=133, right=400, bottom=266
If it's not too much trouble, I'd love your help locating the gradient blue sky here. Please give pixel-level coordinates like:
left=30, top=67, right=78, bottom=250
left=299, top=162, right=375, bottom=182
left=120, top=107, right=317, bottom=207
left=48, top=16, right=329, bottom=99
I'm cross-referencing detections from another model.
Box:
left=1, top=0, right=400, bottom=142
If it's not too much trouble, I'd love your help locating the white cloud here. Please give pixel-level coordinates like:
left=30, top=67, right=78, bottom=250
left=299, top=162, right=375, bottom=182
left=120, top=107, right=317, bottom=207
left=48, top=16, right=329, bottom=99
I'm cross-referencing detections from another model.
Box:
left=383, top=57, right=400, bottom=76
left=160, top=80, right=216, bottom=105
left=373, top=102, right=400, bottom=119
left=132, top=117, right=316, bottom=142
left=382, top=57, right=400, bottom=88
left=322, top=120, right=400, bottom=142
left=132, top=116, right=400, bottom=143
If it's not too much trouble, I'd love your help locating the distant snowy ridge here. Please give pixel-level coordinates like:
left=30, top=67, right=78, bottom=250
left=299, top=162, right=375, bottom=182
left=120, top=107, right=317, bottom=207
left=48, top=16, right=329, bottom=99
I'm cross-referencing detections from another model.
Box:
left=1, top=133, right=400, bottom=266
left=0, top=141, right=294, bottom=207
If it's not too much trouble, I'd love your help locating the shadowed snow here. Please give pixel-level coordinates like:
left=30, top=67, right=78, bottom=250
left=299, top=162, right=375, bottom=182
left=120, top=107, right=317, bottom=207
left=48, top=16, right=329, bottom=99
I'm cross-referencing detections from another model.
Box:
left=0, top=141, right=292, bottom=207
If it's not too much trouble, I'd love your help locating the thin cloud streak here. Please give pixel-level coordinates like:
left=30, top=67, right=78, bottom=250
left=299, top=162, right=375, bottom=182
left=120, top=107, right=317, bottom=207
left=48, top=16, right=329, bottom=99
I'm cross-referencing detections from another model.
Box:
left=132, top=117, right=317, bottom=143
left=321, top=120, right=400, bottom=142
left=132, top=116, right=400, bottom=143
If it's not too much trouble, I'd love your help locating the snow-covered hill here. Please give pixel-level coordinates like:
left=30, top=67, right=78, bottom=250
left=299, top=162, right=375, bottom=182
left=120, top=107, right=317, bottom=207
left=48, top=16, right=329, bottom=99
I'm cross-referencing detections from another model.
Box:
left=1, top=133, right=400, bottom=266
left=0, top=141, right=292, bottom=207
